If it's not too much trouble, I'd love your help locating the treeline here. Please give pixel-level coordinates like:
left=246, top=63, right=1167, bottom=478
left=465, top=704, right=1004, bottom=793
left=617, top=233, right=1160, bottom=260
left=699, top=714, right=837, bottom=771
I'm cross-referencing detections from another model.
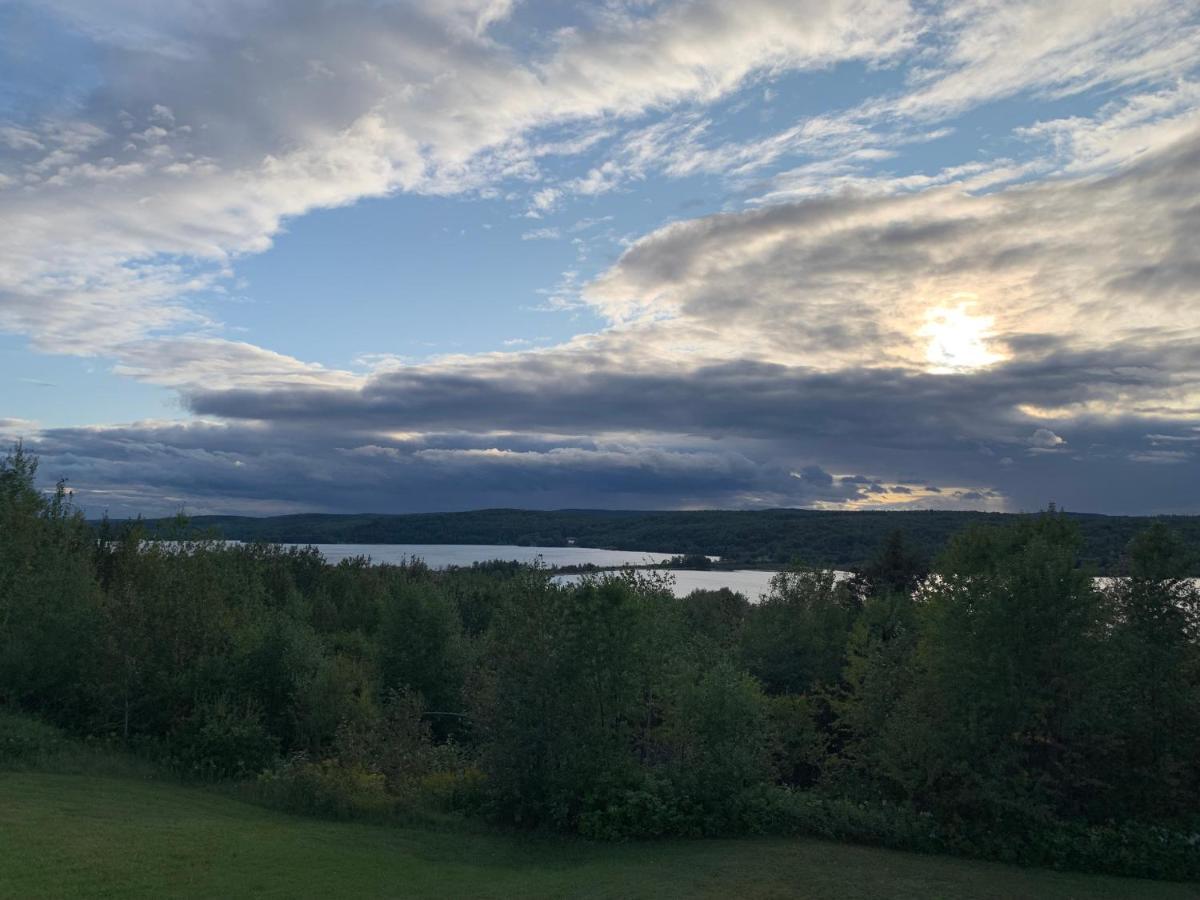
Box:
left=4, top=446, right=1200, bottom=880
left=129, top=507, right=1200, bottom=574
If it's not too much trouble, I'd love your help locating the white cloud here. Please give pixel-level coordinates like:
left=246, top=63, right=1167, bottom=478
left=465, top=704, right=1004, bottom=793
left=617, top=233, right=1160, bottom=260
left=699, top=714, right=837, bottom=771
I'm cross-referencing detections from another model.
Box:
left=1029, top=428, right=1066, bottom=449
left=110, top=338, right=361, bottom=391
left=1129, top=449, right=1193, bottom=464
left=1, top=0, right=920, bottom=386
left=4, top=1, right=1194, bottom=381
left=528, top=187, right=561, bottom=215
left=583, top=127, right=1200, bottom=390
left=544, top=1, right=1200, bottom=202
left=1018, top=80, right=1200, bottom=173
left=0, top=418, right=41, bottom=441
left=521, top=227, right=561, bottom=240
left=891, top=0, right=1199, bottom=121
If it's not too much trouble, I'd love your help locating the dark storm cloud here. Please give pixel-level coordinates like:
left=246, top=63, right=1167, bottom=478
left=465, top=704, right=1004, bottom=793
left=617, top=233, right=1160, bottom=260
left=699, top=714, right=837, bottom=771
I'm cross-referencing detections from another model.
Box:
left=13, top=332, right=1187, bottom=516
left=187, top=339, right=1199, bottom=450
left=20, top=420, right=886, bottom=518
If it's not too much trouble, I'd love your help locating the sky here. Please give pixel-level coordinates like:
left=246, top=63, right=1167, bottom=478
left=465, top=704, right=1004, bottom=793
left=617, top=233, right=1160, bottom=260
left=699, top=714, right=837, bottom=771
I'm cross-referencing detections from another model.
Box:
left=1, top=0, right=1198, bottom=518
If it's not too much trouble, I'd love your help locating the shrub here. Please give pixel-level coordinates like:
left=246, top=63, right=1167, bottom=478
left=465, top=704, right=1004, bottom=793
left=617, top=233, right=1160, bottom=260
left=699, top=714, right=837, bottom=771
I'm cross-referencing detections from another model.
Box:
left=765, top=693, right=828, bottom=788
left=168, top=699, right=279, bottom=780
left=333, top=688, right=436, bottom=797
left=0, top=708, right=68, bottom=765
left=762, top=789, right=1200, bottom=882
left=739, top=568, right=856, bottom=695
left=417, top=764, right=487, bottom=812
left=255, top=755, right=395, bottom=820
left=658, top=660, right=773, bottom=821
left=0, top=707, right=157, bottom=779
left=577, top=777, right=785, bottom=840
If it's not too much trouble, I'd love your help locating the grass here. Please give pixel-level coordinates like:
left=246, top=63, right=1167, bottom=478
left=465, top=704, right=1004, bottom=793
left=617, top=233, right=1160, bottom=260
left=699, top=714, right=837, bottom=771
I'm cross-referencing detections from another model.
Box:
left=0, top=772, right=1193, bottom=899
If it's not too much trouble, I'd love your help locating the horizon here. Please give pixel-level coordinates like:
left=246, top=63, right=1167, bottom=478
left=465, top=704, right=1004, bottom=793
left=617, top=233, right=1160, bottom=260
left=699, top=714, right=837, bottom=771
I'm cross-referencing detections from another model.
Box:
left=3, top=1, right=1199, bottom=518
left=99, top=505, right=1196, bottom=523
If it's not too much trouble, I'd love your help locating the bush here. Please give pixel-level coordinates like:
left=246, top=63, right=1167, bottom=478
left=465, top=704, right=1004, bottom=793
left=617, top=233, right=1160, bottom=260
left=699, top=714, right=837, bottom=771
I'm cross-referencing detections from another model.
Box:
left=0, top=708, right=68, bottom=765
left=0, top=447, right=103, bottom=720
left=658, top=660, right=773, bottom=822
left=762, top=789, right=1200, bottom=882
left=417, top=764, right=487, bottom=812
left=763, top=790, right=943, bottom=852
left=766, top=694, right=827, bottom=788
left=577, top=777, right=781, bottom=841
left=578, top=777, right=695, bottom=840
left=254, top=755, right=395, bottom=820
left=332, top=688, right=437, bottom=797
left=168, top=699, right=279, bottom=780
left=0, top=707, right=156, bottom=779
left=470, top=576, right=662, bottom=831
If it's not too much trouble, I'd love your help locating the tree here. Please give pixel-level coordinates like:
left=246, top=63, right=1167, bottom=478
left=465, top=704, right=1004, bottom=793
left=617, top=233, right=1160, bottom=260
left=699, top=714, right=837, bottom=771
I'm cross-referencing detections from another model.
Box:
left=1100, top=524, right=1200, bottom=819
left=658, top=658, right=772, bottom=823
left=830, top=531, right=923, bottom=789
left=739, top=568, right=856, bottom=695
left=873, top=512, right=1108, bottom=823
left=679, top=587, right=748, bottom=651
left=852, top=528, right=928, bottom=601
left=0, top=443, right=102, bottom=721
left=377, top=577, right=465, bottom=725
left=470, top=572, right=674, bottom=829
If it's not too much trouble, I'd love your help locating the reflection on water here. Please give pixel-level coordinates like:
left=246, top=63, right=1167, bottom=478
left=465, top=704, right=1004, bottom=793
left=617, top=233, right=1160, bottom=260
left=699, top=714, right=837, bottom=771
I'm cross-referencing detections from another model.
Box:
left=554, top=569, right=782, bottom=600
left=271, top=544, right=780, bottom=598
left=294, top=543, right=680, bottom=569
left=153, top=542, right=1195, bottom=601
left=296, top=545, right=778, bottom=597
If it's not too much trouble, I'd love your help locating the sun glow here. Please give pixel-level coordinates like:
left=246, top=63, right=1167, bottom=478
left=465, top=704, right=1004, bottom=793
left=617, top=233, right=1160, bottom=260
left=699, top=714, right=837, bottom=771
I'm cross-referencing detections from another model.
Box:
left=919, top=301, right=1004, bottom=372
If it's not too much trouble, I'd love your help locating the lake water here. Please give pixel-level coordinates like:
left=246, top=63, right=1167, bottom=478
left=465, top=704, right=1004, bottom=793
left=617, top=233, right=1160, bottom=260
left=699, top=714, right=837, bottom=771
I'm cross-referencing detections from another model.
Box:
left=553, top=568, right=781, bottom=599
left=295, top=543, right=682, bottom=569
left=296, top=544, right=773, bottom=596
left=161, top=541, right=1195, bottom=600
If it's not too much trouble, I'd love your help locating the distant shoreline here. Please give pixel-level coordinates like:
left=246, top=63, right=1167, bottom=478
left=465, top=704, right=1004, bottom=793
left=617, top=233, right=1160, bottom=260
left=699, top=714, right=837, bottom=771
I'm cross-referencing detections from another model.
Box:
left=98, top=508, right=1200, bottom=576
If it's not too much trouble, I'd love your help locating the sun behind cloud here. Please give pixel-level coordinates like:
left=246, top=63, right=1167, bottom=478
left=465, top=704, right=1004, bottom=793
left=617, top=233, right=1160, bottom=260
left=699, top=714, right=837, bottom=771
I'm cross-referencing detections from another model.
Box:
left=919, top=299, right=1006, bottom=373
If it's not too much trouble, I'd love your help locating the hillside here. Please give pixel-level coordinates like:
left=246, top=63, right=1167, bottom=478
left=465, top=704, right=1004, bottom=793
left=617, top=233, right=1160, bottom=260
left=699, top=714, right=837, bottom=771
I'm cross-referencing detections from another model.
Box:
left=125, top=508, right=1200, bottom=573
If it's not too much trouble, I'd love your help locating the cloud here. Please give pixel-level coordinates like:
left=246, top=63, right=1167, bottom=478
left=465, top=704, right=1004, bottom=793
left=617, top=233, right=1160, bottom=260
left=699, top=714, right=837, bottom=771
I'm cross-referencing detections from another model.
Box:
left=20, top=418, right=953, bottom=517
left=2, top=0, right=1198, bottom=516
left=521, top=227, right=562, bottom=241
left=3, top=1, right=1194, bottom=384
left=154, top=128, right=1200, bottom=516
left=583, top=127, right=1200, bottom=381
left=186, top=338, right=1194, bottom=445
left=1029, top=428, right=1066, bottom=449
left=543, top=1, right=1200, bottom=202
left=0, top=418, right=40, bottom=442
left=23, top=354, right=1199, bottom=515
left=1129, top=449, right=1192, bottom=465
left=795, top=465, right=834, bottom=487
left=1030, top=430, right=1064, bottom=448
left=1, top=0, right=917, bottom=370
left=110, top=338, right=361, bottom=390
left=164, top=337, right=1197, bottom=512
left=1018, top=80, right=1200, bottom=175
left=860, top=0, right=1200, bottom=128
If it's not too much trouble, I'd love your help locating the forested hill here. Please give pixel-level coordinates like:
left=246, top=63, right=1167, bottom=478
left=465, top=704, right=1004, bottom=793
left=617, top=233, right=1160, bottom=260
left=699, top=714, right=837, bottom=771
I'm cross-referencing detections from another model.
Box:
left=128, top=508, right=1200, bottom=574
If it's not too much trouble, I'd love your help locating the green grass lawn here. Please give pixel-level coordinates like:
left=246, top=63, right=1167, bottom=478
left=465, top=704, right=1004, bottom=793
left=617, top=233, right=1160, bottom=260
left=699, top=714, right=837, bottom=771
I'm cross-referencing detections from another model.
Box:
left=0, top=772, right=1192, bottom=899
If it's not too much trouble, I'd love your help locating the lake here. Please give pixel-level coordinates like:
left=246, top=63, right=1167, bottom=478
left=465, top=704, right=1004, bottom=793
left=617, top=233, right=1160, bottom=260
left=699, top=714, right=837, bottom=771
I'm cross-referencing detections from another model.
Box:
left=160, top=542, right=1191, bottom=600
left=295, top=543, right=773, bottom=597
left=552, top=568, right=780, bottom=599
left=294, top=543, right=683, bottom=569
